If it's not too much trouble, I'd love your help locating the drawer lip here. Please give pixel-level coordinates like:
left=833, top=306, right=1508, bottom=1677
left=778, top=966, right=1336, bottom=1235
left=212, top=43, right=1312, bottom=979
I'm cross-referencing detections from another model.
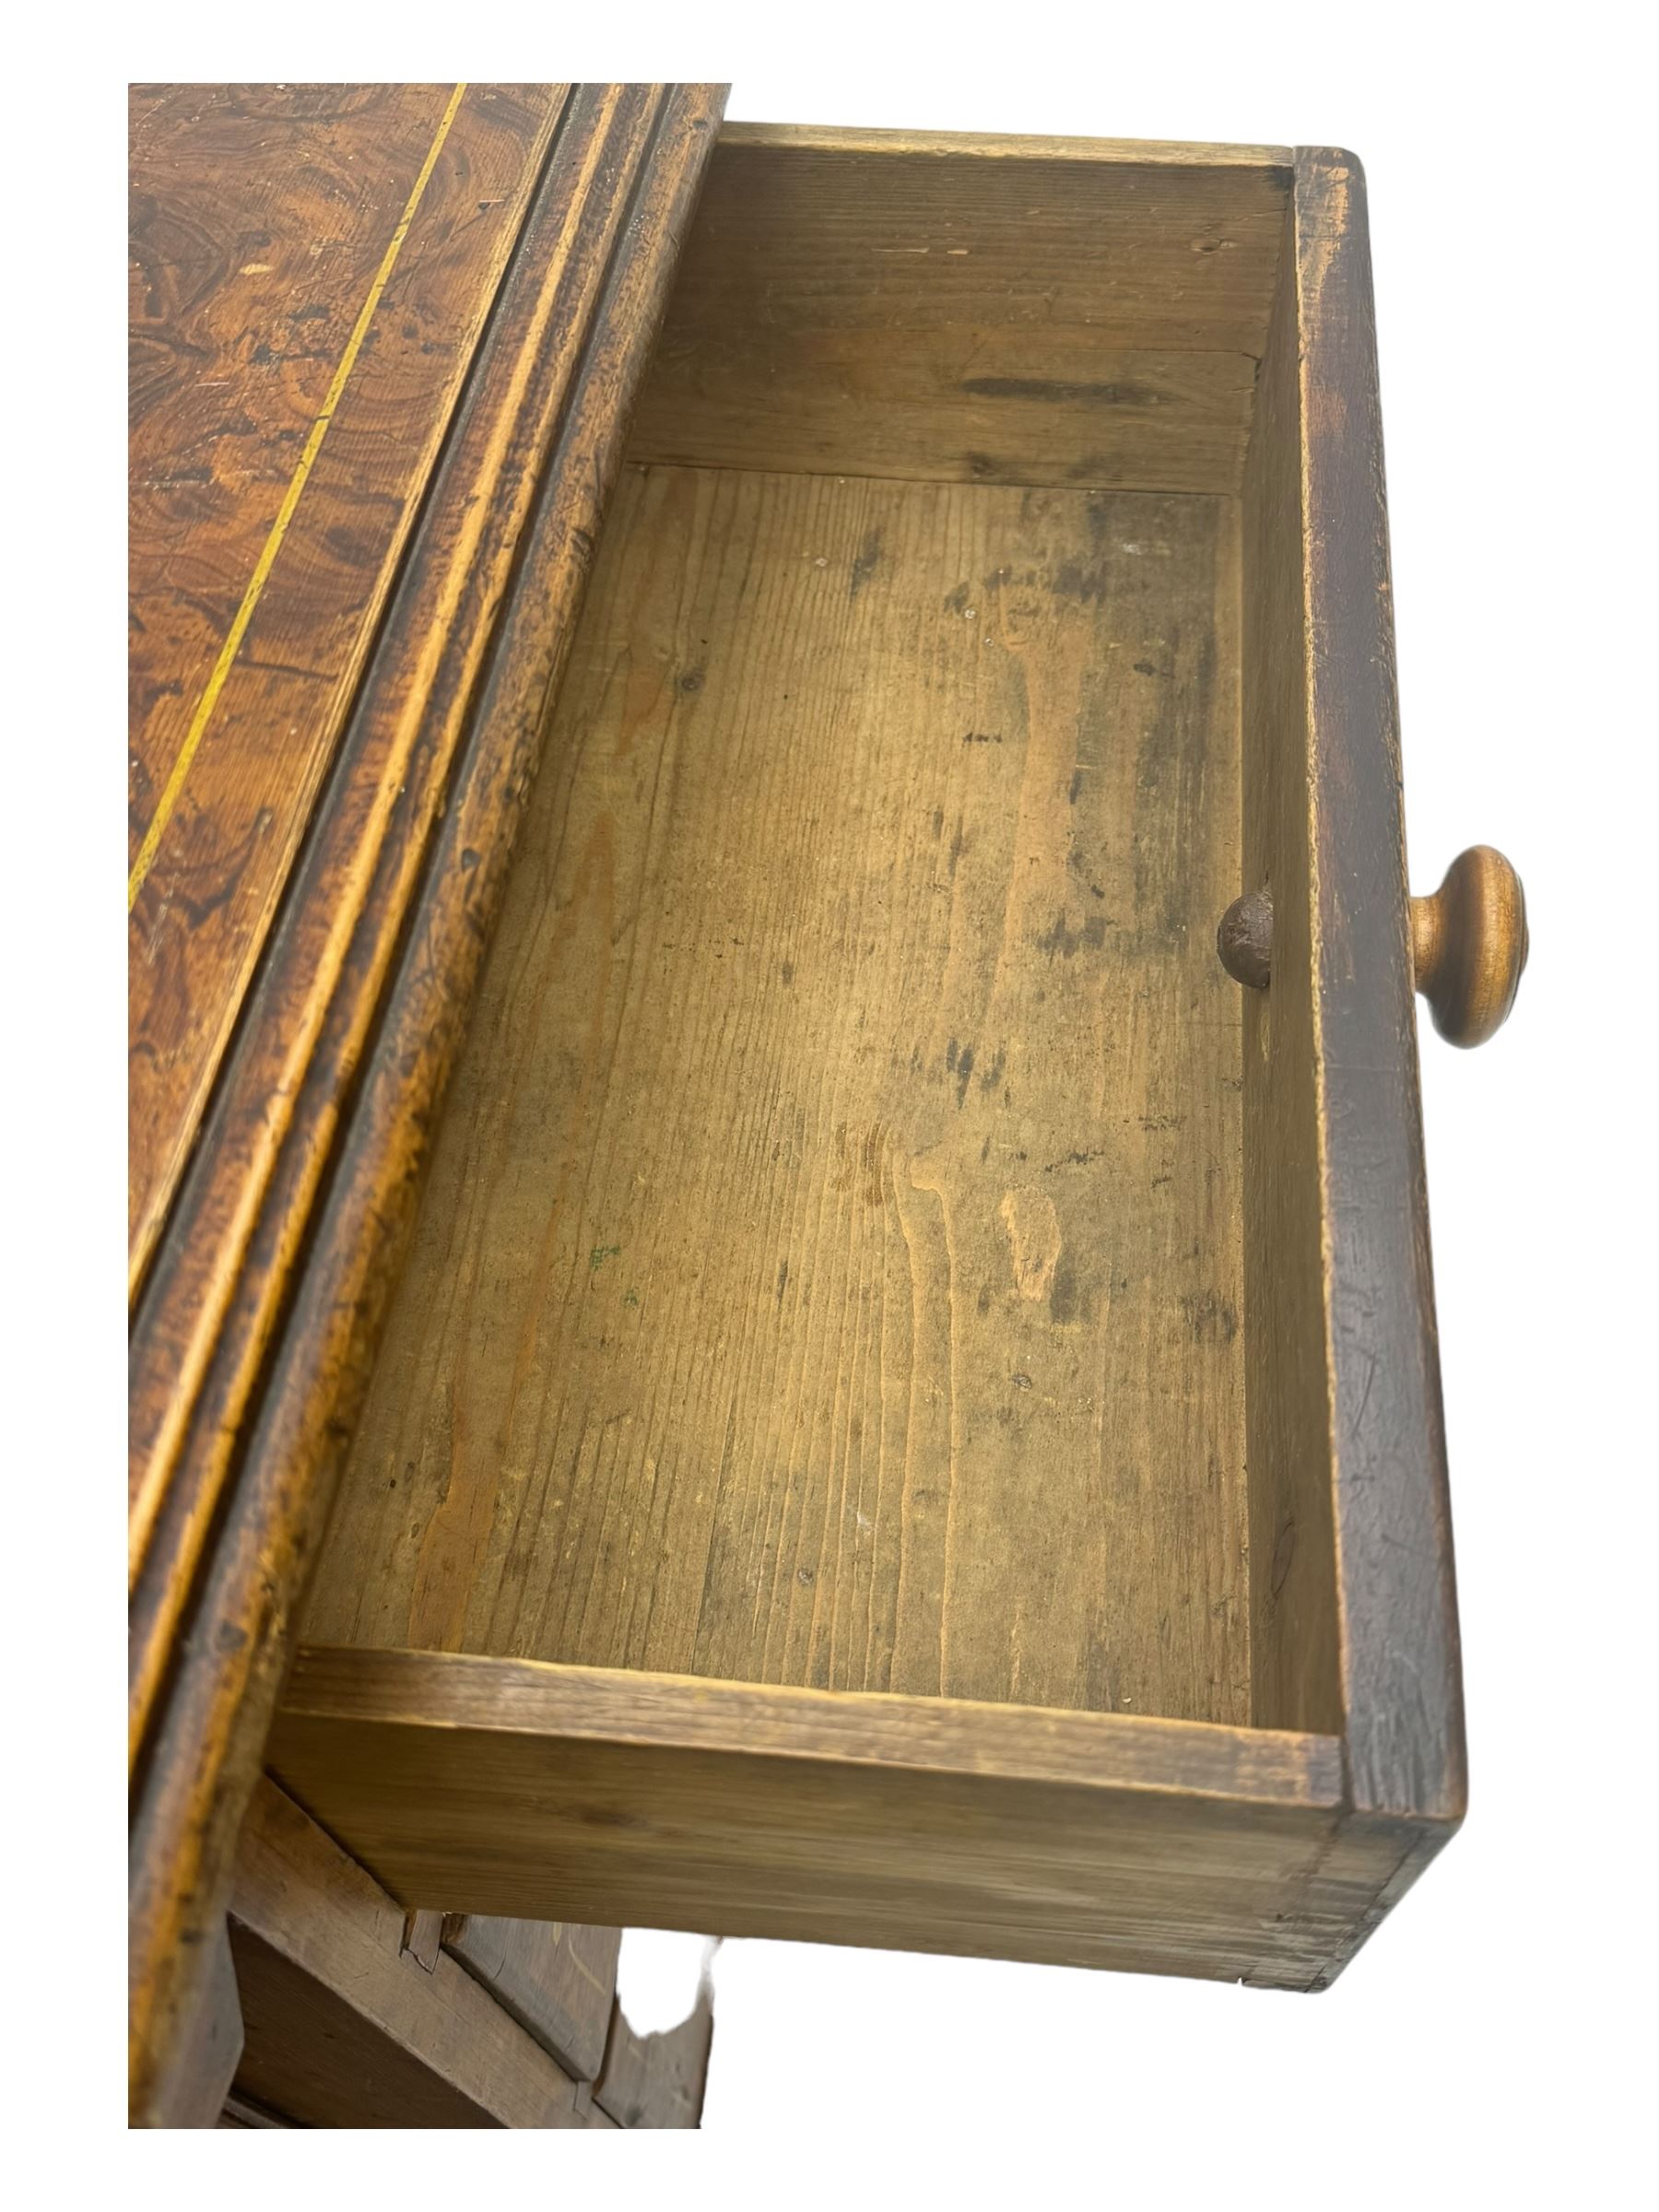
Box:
left=281, top=1648, right=1347, bottom=1810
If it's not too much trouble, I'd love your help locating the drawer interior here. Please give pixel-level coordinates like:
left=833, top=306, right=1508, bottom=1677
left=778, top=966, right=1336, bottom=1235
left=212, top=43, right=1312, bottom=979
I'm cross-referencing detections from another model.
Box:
left=304, top=131, right=1337, bottom=1743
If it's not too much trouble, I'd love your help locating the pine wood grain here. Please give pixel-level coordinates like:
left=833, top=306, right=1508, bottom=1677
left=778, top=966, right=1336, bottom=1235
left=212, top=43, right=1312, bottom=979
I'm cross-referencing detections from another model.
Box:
left=1237, top=152, right=1463, bottom=1815
left=269, top=1649, right=1419, bottom=1991
left=1238, top=195, right=1343, bottom=1737
left=441, top=1915, right=620, bottom=2083
left=1286, top=152, right=1464, bottom=1822
left=128, top=84, right=568, bottom=1288
left=629, top=127, right=1291, bottom=493
left=594, top=1988, right=712, bottom=2128
left=305, top=463, right=1249, bottom=1724
left=226, top=1777, right=596, bottom=2127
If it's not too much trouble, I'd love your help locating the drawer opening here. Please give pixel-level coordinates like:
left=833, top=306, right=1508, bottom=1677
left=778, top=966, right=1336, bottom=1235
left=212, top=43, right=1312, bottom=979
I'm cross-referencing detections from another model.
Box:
left=304, top=129, right=1342, bottom=1747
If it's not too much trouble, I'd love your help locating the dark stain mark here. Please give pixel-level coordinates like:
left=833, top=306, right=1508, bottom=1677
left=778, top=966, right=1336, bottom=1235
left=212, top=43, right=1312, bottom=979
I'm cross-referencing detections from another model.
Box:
left=776, top=1258, right=790, bottom=1308
left=832, top=1121, right=888, bottom=1206
left=964, top=452, right=998, bottom=478
left=1045, top=1147, right=1107, bottom=1173
left=1068, top=767, right=1084, bottom=805
left=459, top=848, right=480, bottom=872
left=239, top=654, right=333, bottom=684
left=943, top=582, right=971, bottom=615
left=678, top=667, right=704, bottom=694
left=1088, top=883, right=1107, bottom=901
left=140, top=805, right=276, bottom=929
left=1037, top=911, right=1109, bottom=958
left=931, top=806, right=945, bottom=841
left=946, top=1038, right=959, bottom=1071
left=781, top=959, right=794, bottom=986
left=1050, top=1260, right=1078, bottom=1326
left=961, top=375, right=1165, bottom=407
left=1181, top=1290, right=1240, bottom=1346
left=947, top=819, right=968, bottom=877
left=979, top=1047, right=1006, bottom=1094
left=963, top=729, right=1002, bottom=746
left=1052, top=561, right=1108, bottom=606
left=1135, top=619, right=1216, bottom=945
left=323, top=521, right=382, bottom=568
left=977, top=1283, right=993, bottom=1314
left=850, top=527, right=883, bottom=598
left=859, top=1124, right=886, bottom=1206
left=1134, top=658, right=1159, bottom=677
left=954, top=1043, right=976, bottom=1107
left=1270, top=1521, right=1298, bottom=1598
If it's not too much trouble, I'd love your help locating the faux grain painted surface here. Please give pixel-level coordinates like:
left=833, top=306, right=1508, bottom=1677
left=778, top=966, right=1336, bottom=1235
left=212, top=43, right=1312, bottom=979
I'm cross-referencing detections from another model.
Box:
left=128, top=84, right=568, bottom=1285
left=129, top=86, right=727, bottom=2126
left=307, top=463, right=1249, bottom=1724
left=629, top=130, right=1291, bottom=494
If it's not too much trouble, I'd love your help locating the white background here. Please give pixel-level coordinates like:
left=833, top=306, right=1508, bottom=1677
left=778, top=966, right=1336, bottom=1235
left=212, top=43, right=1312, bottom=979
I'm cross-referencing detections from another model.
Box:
left=14, top=3, right=1650, bottom=2200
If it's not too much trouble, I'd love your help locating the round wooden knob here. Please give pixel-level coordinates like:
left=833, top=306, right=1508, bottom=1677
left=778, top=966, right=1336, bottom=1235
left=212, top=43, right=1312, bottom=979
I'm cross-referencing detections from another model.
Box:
left=1409, top=846, right=1527, bottom=1047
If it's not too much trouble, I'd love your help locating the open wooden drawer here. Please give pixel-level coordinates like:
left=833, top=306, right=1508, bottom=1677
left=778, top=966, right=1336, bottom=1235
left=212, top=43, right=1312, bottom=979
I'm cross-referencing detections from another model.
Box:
left=270, top=127, right=1526, bottom=1990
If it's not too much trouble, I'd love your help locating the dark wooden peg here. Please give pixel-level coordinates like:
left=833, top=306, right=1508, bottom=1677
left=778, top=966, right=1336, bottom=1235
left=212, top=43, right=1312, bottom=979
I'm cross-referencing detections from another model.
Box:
left=1216, top=888, right=1273, bottom=991
left=1408, top=845, right=1527, bottom=1048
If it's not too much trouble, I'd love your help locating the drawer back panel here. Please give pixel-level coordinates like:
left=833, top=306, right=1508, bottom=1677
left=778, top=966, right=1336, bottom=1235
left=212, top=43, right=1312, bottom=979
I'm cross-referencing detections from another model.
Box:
left=629, top=126, right=1291, bottom=495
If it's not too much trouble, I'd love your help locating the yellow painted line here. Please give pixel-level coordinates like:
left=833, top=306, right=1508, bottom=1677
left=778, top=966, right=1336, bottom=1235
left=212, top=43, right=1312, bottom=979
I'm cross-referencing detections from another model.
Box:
left=128, top=83, right=469, bottom=911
